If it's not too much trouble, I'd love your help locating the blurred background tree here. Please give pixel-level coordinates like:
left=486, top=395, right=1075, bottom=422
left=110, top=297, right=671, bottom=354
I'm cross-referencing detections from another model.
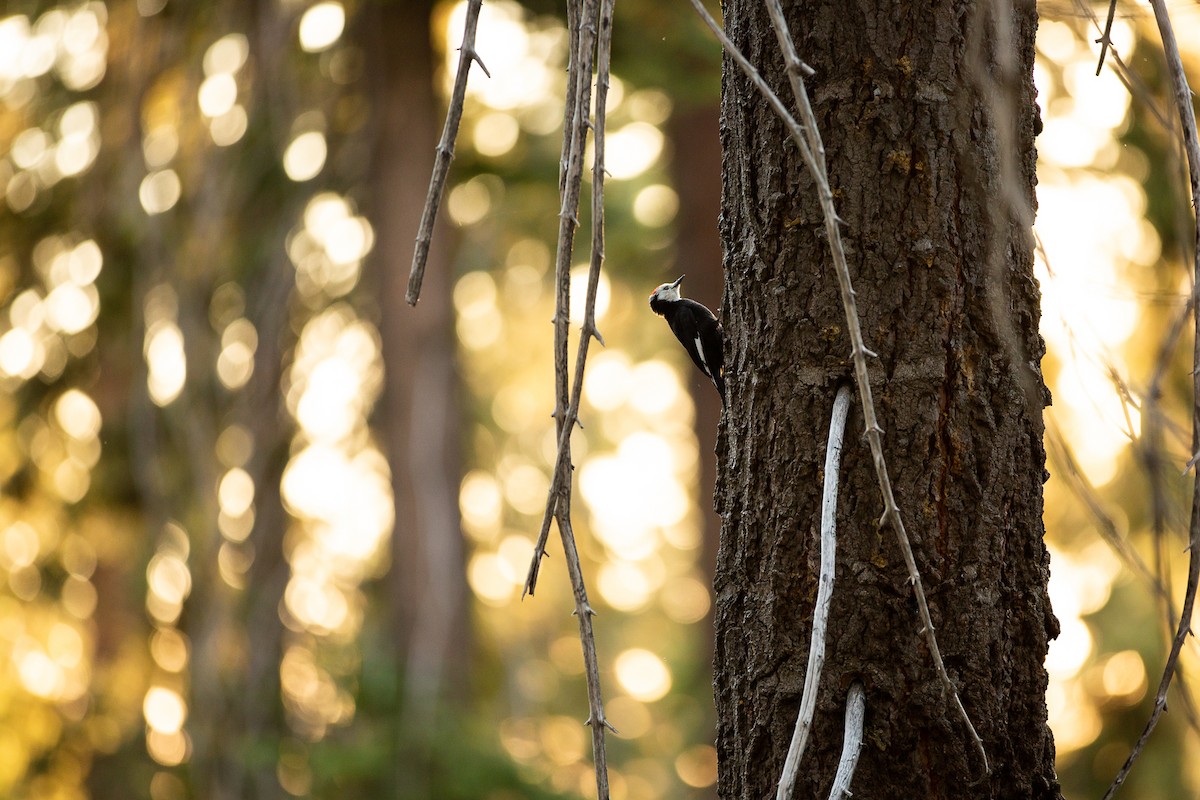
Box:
left=0, top=0, right=1197, bottom=798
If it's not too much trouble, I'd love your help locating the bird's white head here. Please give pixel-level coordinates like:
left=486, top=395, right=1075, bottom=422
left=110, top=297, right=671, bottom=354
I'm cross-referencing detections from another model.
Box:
left=649, top=274, right=685, bottom=304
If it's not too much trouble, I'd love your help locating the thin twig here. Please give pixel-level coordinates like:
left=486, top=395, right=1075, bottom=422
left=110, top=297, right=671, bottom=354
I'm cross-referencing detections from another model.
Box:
left=827, top=682, right=865, bottom=800
left=520, top=0, right=617, bottom=796
left=406, top=0, right=490, bottom=306
left=1045, top=426, right=1167, bottom=599
left=777, top=384, right=852, bottom=800
left=689, top=0, right=987, bottom=772
left=524, top=0, right=596, bottom=597
left=1094, top=0, right=1119, bottom=76
left=571, top=0, right=618, bottom=795
left=1103, top=0, right=1200, bottom=796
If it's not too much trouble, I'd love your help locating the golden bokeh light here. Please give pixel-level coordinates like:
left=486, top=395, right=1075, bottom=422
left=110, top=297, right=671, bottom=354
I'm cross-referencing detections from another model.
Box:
left=280, top=644, right=354, bottom=735
left=138, top=169, right=181, bottom=215
left=209, top=104, right=248, bottom=146
left=217, top=541, right=252, bottom=588
left=147, top=552, right=191, bottom=608
left=218, top=468, right=255, bottom=518
left=579, top=432, right=689, bottom=559
left=0, top=327, right=43, bottom=379
left=614, top=648, right=672, bottom=703
left=597, top=559, right=657, bottom=612
left=289, top=194, right=374, bottom=297
left=143, top=686, right=186, bottom=734
left=468, top=552, right=515, bottom=607
left=659, top=575, right=711, bottom=624
left=2, top=521, right=40, bottom=569
left=607, top=695, right=651, bottom=739
left=627, top=360, right=684, bottom=416
left=216, top=424, right=253, bottom=468
left=197, top=73, right=237, bottom=118
left=1047, top=679, right=1102, bottom=754
left=217, top=318, right=257, bottom=389
left=473, top=111, right=521, bottom=158
left=144, top=320, right=186, bottom=406
left=61, top=575, right=97, bottom=619
left=44, top=282, right=98, bottom=334
left=455, top=270, right=502, bottom=350
left=446, top=176, right=493, bottom=227
left=203, top=32, right=249, bottom=76
left=499, top=717, right=541, bottom=763
left=539, top=715, right=587, bottom=766
left=633, top=184, right=679, bottom=228
left=459, top=470, right=503, bottom=542
left=1088, top=649, right=1147, bottom=708
left=150, top=629, right=189, bottom=673
left=569, top=267, right=611, bottom=323
left=499, top=461, right=549, bottom=517
left=598, top=121, right=663, bottom=181
left=142, top=125, right=178, bottom=167
left=298, top=2, right=346, bottom=53
left=146, top=729, right=189, bottom=767
left=447, top=0, right=561, bottom=112
left=675, top=744, right=718, bottom=789
left=283, top=131, right=327, bottom=182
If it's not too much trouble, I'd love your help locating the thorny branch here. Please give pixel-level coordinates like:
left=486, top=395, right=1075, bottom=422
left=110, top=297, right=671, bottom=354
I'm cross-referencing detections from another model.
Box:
left=687, top=0, right=988, bottom=772
left=521, top=0, right=618, bottom=797
left=777, top=385, right=852, bottom=800
left=526, top=0, right=597, bottom=598
left=1104, top=0, right=1200, bottom=796
left=1094, top=0, right=1119, bottom=76
left=405, top=0, right=489, bottom=306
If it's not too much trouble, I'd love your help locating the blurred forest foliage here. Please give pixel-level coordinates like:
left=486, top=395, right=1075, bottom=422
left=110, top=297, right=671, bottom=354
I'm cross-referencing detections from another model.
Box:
left=0, top=0, right=1198, bottom=798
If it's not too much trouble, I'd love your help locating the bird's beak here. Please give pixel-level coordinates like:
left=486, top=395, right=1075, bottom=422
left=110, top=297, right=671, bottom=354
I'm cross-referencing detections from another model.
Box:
left=670, top=275, right=685, bottom=288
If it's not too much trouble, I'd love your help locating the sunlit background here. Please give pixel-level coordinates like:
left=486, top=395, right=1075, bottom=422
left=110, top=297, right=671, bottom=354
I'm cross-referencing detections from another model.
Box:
left=0, top=0, right=1199, bottom=797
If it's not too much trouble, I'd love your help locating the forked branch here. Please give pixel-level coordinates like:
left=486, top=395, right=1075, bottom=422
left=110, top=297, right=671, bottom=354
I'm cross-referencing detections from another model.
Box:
left=521, top=0, right=618, bottom=797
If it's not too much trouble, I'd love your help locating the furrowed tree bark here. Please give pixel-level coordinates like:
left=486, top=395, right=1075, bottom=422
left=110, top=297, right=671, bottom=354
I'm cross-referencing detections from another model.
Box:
left=713, top=2, right=1060, bottom=798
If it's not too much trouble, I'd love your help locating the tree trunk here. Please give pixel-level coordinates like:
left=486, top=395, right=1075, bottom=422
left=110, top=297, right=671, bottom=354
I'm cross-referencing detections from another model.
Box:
left=361, top=0, right=469, bottom=726
left=713, top=1, right=1060, bottom=798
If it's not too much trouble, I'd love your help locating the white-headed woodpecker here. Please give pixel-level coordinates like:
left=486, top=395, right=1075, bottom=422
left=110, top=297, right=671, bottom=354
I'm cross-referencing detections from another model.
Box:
left=649, top=275, right=725, bottom=404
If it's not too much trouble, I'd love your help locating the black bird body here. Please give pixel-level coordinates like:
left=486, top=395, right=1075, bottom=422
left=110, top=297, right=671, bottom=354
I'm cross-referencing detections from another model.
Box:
left=649, top=275, right=725, bottom=403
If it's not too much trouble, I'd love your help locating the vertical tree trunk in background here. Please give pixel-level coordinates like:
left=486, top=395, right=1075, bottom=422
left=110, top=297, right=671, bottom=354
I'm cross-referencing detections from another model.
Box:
left=713, top=1, right=1060, bottom=797
left=362, top=0, right=469, bottom=728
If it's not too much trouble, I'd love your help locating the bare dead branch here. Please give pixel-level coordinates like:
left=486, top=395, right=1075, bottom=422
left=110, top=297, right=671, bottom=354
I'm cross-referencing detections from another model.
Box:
left=687, top=0, right=987, bottom=773
left=827, top=682, right=866, bottom=800
left=1046, top=425, right=1167, bottom=597
left=1103, top=0, right=1200, bottom=795
left=406, top=0, right=488, bottom=306
left=524, top=0, right=596, bottom=597
left=777, top=384, right=852, bottom=800
left=521, top=0, right=617, bottom=796
left=1094, top=0, right=1119, bottom=75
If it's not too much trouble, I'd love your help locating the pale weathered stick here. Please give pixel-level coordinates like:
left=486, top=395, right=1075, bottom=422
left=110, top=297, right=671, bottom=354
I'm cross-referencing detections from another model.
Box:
left=777, top=384, right=852, bottom=800
left=827, top=683, right=866, bottom=800
left=688, top=0, right=987, bottom=772
left=1103, top=0, right=1200, bottom=795
left=406, top=0, right=490, bottom=305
